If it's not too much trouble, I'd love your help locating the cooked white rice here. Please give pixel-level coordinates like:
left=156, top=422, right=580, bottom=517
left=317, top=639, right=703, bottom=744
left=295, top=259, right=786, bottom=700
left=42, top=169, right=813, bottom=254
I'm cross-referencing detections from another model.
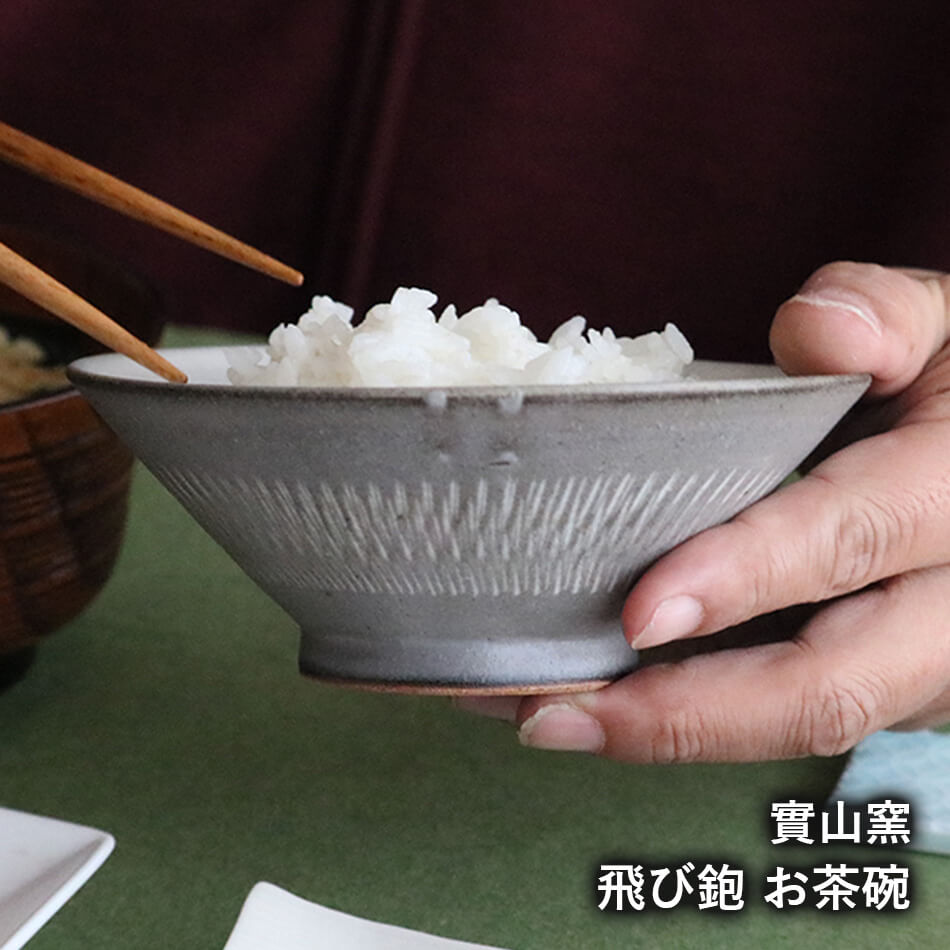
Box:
left=227, top=287, right=693, bottom=387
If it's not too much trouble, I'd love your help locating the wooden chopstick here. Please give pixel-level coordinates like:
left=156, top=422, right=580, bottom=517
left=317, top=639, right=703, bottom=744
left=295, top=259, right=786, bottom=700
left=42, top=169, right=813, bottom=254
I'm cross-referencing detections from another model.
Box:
left=0, top=240, right=187, bottom=383
left=0, top=120, right=303, bottom=286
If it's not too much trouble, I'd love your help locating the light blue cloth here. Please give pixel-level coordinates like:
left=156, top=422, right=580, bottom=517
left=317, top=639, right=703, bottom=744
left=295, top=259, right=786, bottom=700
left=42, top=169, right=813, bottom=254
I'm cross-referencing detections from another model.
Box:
left=831, top=730, right=950, bottom=856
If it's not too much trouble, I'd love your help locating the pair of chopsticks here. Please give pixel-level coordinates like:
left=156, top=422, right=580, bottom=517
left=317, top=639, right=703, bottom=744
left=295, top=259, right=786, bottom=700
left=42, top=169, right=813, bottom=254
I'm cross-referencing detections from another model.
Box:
left=0, top=120, right=304, bottom=383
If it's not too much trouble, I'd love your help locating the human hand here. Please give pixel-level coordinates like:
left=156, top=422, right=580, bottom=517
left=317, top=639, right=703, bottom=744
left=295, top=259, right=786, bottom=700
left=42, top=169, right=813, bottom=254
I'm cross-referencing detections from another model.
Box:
left=459, top=262, right=950, bottom=762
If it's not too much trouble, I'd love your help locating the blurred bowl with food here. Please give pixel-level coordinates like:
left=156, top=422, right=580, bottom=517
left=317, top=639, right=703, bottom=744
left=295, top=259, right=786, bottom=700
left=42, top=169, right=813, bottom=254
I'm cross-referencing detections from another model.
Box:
left=0, top=228, right=163, bottom=671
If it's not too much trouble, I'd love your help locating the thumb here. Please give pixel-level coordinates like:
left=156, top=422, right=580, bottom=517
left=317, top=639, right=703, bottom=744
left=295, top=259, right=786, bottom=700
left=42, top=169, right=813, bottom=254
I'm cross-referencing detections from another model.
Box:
left=769, top=261, right=949, bottom=396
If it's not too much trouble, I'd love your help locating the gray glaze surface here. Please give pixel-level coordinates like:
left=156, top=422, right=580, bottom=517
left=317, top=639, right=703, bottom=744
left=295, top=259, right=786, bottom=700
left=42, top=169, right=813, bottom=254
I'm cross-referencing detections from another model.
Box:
left=69, top=349, right=869, bottom=692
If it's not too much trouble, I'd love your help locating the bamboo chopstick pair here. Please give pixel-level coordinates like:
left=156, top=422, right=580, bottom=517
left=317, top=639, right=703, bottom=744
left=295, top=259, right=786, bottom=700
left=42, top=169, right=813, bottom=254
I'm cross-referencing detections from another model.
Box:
left=0, top=120, right=305, bottom=383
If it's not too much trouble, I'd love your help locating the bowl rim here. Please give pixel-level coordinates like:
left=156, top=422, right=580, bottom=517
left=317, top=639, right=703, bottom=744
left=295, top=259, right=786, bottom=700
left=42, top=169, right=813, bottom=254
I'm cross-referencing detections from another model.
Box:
left=0, top=384, right=79, bottom=416
left=67, top=346, right=872, bottom=403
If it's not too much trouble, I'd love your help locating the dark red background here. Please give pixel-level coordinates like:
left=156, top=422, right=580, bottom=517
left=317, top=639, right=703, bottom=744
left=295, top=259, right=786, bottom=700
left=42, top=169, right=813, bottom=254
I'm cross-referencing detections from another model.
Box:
left=2, top=1, right=949, bottom=362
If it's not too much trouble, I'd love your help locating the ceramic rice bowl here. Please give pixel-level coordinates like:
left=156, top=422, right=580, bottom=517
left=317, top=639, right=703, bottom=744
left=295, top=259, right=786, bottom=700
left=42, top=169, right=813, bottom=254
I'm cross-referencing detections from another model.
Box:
left=68, top=348, right=868, bottom=693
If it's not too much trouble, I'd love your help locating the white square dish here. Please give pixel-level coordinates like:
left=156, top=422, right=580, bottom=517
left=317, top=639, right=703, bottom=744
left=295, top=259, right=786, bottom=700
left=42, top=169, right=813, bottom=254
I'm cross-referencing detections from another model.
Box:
left=224, top=882, right=508, bottom=950
left=0, top=806, right=114, bottom=950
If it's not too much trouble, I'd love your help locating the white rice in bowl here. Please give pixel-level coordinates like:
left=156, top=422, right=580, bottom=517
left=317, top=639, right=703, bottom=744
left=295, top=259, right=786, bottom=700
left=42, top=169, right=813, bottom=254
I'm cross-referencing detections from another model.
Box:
left=226, top=287, right=693, bottom=387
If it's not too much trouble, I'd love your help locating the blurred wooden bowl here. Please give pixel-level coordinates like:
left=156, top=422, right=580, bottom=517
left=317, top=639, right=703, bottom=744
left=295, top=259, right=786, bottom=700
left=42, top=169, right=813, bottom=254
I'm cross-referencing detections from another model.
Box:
left=0, top=227, right=163, bottom=659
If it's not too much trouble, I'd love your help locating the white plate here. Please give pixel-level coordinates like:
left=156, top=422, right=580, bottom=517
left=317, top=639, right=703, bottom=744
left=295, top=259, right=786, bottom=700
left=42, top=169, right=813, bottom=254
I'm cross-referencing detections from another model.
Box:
left=224, top=882, right=510, bottom=950
left=0, top=806, right=114, bottom=950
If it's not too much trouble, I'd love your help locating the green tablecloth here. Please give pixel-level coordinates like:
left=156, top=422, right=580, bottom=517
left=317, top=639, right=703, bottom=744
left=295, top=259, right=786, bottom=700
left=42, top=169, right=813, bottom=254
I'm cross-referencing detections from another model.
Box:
left=1, top=328, right=947, bottom=948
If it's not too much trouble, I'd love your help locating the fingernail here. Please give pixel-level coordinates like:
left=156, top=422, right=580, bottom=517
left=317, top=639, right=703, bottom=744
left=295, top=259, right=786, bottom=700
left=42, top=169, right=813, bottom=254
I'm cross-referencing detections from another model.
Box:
left=518, top=703, right=605, bottom=753
left=632, top=595, right=704, bottom=649
left=453, top=695, right=520, bottom=722
left=789, top=291, right=883, bottom=336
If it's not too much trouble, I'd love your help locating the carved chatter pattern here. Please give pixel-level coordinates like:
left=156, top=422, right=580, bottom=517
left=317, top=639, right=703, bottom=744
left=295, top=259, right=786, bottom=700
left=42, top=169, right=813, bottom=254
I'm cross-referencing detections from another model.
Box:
left=156, top=466, right=786, bottom=596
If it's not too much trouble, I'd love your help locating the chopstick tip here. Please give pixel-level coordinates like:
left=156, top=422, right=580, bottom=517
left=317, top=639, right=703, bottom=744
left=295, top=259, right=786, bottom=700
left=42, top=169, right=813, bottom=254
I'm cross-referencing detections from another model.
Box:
left=149, top=352, right=188, bottom=384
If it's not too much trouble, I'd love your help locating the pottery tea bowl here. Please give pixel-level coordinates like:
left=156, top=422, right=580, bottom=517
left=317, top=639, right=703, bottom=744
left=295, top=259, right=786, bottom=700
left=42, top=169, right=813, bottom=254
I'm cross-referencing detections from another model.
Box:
left=69, top=347, right=868, bottom=693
